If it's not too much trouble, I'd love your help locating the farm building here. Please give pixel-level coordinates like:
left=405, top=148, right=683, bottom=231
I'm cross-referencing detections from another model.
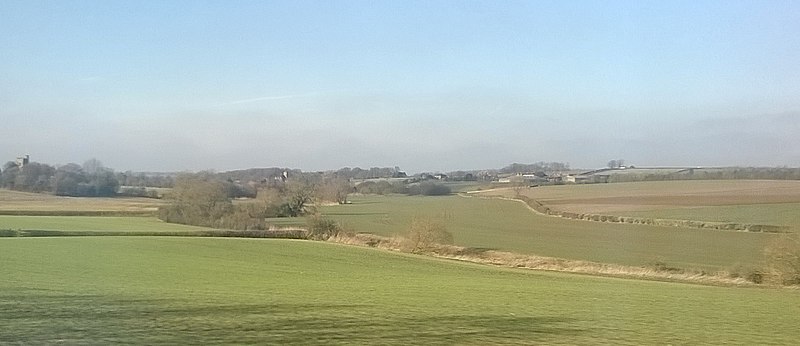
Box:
left=549, top=174, right=576, bottom=184
left=575, top=174, right=610, bottom=184
left=16, top=155, right=30, bottom=168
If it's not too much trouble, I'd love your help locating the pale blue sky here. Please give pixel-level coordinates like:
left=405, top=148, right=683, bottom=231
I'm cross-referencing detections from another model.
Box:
left=1, top=0, right=798, bottom=172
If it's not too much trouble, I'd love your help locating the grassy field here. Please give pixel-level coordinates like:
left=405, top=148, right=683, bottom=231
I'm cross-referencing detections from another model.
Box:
left=320, top=195, right=776, bottom=271
left=0, top=215, right=207, bottom=232
left=0, top=189, right=205, bottom=233
left=1, top=237, right=797, bottom=345
left=620, top=203, right=800, bottom=230
left=0, top=184, right=787, bottom=271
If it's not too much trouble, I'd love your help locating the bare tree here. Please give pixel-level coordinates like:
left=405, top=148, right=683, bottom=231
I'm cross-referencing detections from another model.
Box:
left=512, top=180, right=528, bottom=197
left=82, top=158, right=103, bottom=175
left=317, top=176, right=352, bottom=204
left=158, top=172, right=232, bottom=226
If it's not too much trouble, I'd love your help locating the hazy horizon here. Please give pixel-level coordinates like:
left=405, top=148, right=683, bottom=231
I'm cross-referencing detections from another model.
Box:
left=2, top=1, right=798, bottom=173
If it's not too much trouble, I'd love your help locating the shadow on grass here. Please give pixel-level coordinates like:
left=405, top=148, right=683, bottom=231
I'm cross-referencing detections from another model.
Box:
left=0, top=290, right=585, bottom=345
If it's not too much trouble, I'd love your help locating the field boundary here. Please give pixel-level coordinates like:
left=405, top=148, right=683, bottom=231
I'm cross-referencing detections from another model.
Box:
left=0, top=210, right=156, bottom=217
left=328, top=233, right=762, bottom=287
left=0, top=228, right=307, bottom=239
left=461, top=192, right=788, bottom=233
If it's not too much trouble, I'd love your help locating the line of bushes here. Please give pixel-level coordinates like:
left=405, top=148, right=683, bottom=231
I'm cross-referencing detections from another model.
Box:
left=355, top=181, right=451, bottom=196
left=606, top=167, right=800, bottom=183
left=516, top=196, right=787, bottom=233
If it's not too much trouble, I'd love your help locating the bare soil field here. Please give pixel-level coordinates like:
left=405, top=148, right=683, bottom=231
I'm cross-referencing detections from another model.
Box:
left=500, top=180, right=800, bottom=213
left=479, top=180, right=800, bottom=231
left=0, top=189, right=163, bottom=214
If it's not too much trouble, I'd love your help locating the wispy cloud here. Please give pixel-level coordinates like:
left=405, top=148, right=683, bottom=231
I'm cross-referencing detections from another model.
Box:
left=215, top=92, right=321, bottom=107
left=77, top=75, right=106, bottom=82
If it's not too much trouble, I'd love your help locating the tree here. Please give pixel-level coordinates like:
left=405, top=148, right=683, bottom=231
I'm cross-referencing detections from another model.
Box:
left=158, top=172, right=232, bottom=227
left=82, top=158, right=104, bottom=175
left=82, top=159, right=119, bottom=196
left=317, top=176, right=352, bottom=204
left=2, top=161, right=17, bottom=171
left=13, top=162, right=55, bottom=192
left=282, top=180, right=315, bottom=217
left=51, top=163, right=86, bottom=196
left=0, top=162, right=20, bottom=189
left=512, top=180, right=528, bottom=197
left=500, top=162, right=570, bottom=174
left=89, top=169, right=119, bottom=196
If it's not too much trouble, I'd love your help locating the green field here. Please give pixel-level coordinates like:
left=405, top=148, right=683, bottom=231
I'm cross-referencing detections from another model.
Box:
left=1, top=237, right=797, bottom=344
left=0, top=187, right=785, bottom=272
left=320, top=195, right=775, bottom=271
left=620, top=203, right=800, bottom=231
left=0, top=215, right=207, bottom=232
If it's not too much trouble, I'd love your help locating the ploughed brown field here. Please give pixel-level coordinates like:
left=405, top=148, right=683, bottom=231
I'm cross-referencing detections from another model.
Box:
left=511, top=180, right=800, bottom=213
left=0, top=189, right=163, bottom=213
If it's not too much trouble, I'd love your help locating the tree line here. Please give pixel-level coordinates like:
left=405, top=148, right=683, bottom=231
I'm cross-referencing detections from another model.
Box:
left=607, top=167, right=800, bottom=183
left=353, top=180, right=451, bottom=196
left=218, top=166, right=406, bottom=183
left=0, top=159, right=119, bottom=197
left=499, top=162, right=570, bottom=174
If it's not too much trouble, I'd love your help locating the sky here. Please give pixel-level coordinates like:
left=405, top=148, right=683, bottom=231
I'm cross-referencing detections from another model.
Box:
left=1, top=0, right=799, bottom=173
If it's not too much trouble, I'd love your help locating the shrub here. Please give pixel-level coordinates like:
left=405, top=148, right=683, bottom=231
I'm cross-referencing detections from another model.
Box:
left=216, top=207, right=268, bottom=230
left=648, top=259, right=684, bottom=273
left=764, top=234, right=800, bottom=285
left=405, top=217, right=454, bottom=253
left=728, top=264, right=764, bottom=284
left=306, top=215, right=341, bottom=240
left=0, top=229, right=21, bottom=237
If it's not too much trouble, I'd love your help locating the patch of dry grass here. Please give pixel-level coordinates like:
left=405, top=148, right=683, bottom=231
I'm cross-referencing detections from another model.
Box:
left=0, top=189, right=163, bottom=214
left=329, top=233, right=760, bottom=287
